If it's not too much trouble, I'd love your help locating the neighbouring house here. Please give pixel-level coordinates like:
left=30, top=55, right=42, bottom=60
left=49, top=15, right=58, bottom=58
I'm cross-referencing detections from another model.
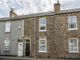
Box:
left=0, top=1, right=80, bottom=58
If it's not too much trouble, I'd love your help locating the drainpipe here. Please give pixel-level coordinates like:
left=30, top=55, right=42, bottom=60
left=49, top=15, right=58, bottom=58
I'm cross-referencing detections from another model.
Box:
left=33, top=17, right=37, bottom=58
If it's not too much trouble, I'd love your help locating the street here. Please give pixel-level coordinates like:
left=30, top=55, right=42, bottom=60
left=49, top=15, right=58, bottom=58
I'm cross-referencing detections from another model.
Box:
left=0, top=56, right=80, bottom=60
left=0, top=58, right=80, bottom=60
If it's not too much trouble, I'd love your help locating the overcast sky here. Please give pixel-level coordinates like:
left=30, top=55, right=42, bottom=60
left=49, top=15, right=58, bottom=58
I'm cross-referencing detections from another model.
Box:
left=0, top=0, right=80, bottom=18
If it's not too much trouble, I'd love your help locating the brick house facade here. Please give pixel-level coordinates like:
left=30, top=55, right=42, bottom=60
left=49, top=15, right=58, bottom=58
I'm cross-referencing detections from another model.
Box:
left=0, top=1, right=80, bottom=58
left=23, top=12, right=80, bottom=58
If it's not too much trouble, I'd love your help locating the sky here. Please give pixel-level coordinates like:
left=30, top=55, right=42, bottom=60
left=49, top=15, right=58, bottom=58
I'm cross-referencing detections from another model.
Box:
left=0, top=0, right=80, bottom=18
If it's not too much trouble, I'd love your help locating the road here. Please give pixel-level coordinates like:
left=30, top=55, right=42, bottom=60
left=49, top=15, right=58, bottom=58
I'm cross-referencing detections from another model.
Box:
left=0, top=59, right=80, bottom=60
left=0, top=56, right=80, bottom=60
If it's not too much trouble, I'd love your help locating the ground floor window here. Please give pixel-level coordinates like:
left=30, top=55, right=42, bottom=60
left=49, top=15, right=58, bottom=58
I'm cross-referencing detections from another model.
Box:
left=4, top=38, right=10, bottom=50
left=69, top=38, right=79, bottom=53
left=39, top=37, right=47, bottom=52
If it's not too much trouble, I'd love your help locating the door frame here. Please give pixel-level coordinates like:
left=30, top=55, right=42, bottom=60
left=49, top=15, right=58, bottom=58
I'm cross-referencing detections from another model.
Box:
left=24, top=37, right=31, bottom=56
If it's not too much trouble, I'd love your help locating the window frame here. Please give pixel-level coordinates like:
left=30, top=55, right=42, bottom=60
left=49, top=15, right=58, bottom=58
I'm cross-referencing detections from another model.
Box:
left=69, top=38, right=79, bottom=53
left=4, top=38, right=10, bottom=51
left=39, top=17, right=47, bottom=32
left=68, top=16, right=78, bottom=30
left=39, top=37, right=47, bottom=53
left=5, top=21, right=11, bottom=32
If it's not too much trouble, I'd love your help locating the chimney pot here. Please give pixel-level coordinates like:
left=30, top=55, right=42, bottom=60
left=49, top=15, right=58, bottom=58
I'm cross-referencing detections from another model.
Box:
left=10, top=8, right=17, bottom=17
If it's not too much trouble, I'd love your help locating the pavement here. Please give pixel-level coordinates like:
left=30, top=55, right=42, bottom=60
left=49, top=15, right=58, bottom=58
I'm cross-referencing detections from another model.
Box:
left=0, top=56, right=34, bottom=60
left=0, top=56, right=80, bottom=60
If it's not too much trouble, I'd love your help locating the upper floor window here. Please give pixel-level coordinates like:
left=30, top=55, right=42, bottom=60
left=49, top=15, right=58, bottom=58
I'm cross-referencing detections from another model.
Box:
left=68, top=16, right=78, bottom=30
left=69, top=38, right=79, bottom=53
left=4, top=38, right=10, bottom=50
left=39, top=17, right=47, bottom=32
left=5, top=22, right=11, bottom=32
left=39, top=37, right=47, bottom=52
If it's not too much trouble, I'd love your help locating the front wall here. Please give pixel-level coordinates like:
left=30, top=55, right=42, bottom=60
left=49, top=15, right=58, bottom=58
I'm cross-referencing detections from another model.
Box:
left=24, top=12, right=80, bottom=58
left=0, top=20, right=24, bottom=56
left=36, top=16, right=55, bottom=58
left=10, top=20, right=24, bottom=56
left=54, top=12, right=80, bottom=58
left=0, top=11, right=80, bottom=58
left=24, top=16, right=56, bottom=58
left=24, top=18, right=36, bottom=57
left=66, top=13, right=80, bottom=58
left=54, top=14, right=67, bottom=58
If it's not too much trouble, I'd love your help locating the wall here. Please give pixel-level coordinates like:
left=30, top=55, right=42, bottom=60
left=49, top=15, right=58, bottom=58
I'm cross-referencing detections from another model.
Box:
left=24, top=12, right=80, bottom=58
left=54, top=12, right=80, bottom=58
left=0, top=20, right=24, bottom=56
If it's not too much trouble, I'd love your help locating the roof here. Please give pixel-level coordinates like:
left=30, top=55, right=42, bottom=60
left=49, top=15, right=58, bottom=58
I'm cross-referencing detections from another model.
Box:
left=0, top=11, right=54, bottom=21
left=56, top=8, right=80, bottom=14
left=0, top=8, right=80, bottom=21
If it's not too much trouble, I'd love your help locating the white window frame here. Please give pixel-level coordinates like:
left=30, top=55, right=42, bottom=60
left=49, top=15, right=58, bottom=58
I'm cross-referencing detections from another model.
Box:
left=5, top=21, right=11, bottom=32
left=39, top=17, right=47, bottom=32
left=39, top=37, right=47, bottom=52
left=68, top=16, right=78, bottom=30
left=69, top=38, right=79, bottom=53
left=4, top=38, right=10, bottom=50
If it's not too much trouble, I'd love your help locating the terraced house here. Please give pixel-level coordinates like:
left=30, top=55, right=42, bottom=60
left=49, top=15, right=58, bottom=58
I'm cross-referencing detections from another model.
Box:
left=0, top=1, right=80, bottom=58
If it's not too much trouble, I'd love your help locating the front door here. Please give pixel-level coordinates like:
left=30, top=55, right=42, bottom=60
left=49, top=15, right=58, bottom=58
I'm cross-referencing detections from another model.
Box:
left=18, top=42, right=23, bottom=56
left=25, top=39, right=30, bottom=56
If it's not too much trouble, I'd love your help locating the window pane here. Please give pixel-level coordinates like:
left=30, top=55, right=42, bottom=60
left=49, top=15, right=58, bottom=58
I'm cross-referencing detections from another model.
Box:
left=70, top=47, right=78, bottom=52
left=40, top=40, right=45, bottom=44
left=70, top=39, right=77, bottom=45
left=39, top=17, right=46, bottom=24
left=68, top=16, right=77, bottom=29
left=39, top=38, right=47, bottom=52
left=39, top=17, right=47, bottom=31
left=40, top=26, right=45, bottom=30
left=69, top=38, right=78, bottom=52
left=69, top=23, right=76, bottom=28
left=39, top=45, right=46, bottom=51
left=68, top=16, right=77, bottom=23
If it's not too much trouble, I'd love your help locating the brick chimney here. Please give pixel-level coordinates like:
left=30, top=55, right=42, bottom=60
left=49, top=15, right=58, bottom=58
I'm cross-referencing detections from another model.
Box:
left=10, top=8, right=17, bottom=17
left=54, top=1, right=60, bottom=12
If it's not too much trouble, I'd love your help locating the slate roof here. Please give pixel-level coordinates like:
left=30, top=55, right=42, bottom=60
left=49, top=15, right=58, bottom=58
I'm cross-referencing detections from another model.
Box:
left=0, top=11, right=54, bottom=21
left=0, top=8, right=80, bottom=21
left=56, top=8, right=80, bottom=14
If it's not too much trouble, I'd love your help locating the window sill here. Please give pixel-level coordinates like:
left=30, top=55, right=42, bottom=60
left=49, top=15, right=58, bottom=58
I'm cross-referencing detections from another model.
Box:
left=5, top=31, right=10, bottom=33
left=39, top=30, right=47, bottom=32
left=69, top=51, right=79, bottom=53
left=68, top=28, right=78, bottom=31
left=38, top=51, right=47, bottom=53
left=4, top=49, right=10, bottom=52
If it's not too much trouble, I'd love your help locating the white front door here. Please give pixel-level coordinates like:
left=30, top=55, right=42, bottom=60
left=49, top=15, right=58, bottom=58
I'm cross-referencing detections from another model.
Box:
left=18, top=42, right=23, bottom=56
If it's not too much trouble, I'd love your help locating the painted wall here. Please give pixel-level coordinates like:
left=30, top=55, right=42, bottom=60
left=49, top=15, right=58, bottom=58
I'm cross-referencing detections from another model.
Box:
left=0, top=20, right=24, bottom=56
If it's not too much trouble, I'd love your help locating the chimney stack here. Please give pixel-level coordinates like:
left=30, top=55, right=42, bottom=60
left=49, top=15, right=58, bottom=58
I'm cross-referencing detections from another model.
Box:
left=10, top=8, right=17, bottom=17
left=54, top=1, right=60, bottom=12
